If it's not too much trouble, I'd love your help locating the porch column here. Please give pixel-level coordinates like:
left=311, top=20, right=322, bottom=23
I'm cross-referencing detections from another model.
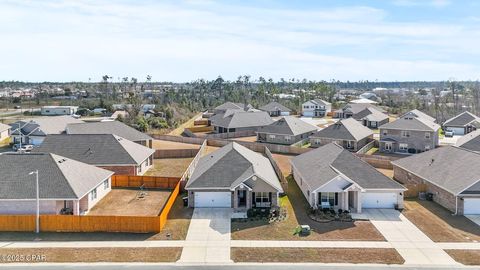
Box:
left=73, top=200, right=80, bottom=215
left=246, top=191, right=252, bottom=209
left=343, top=192, right=348, bottom=211
left=313, top=192, right=318, bottom=208
left=356, top=192, right=362, bottom=213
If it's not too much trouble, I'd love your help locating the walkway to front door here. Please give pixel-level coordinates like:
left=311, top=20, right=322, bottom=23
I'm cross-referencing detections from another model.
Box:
left=178, top=208, right=232, bottom=264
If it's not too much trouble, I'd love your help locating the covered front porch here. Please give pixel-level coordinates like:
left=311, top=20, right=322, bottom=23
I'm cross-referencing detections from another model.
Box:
left=233, top=185, right=279, bottom=210
left=311, top=176, right=364, bottom=213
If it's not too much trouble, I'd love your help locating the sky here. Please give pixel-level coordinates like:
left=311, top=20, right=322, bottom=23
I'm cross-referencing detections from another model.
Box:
left=0, top=0, right=479, bottom=82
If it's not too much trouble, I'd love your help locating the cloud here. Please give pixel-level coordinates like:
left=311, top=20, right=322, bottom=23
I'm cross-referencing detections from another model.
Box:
left=392, top=0, right=451, bottom=8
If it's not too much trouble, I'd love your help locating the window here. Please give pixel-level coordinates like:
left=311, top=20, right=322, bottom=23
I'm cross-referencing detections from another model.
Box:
left=346, top=141, right=353, bottom=149
left=382, top=129, right=388, bottom=136
left=425, top=132, right=431, bottom=139
left=385, top=142, right=392, bottom=151
left=399, top=143, right=408, bottom=151
left=319, top=192, right=337, bottom=206
left=268, top=134, right=276, bottom=139
left=91, top=188, right=97, bottom=200
left=370, top=121, right=377, bottom=128
left=285, top=136, right=291, bottom=142
left=103, top=179, right=109, bottom=190
left=315, top=139, right=321, bottom=145
left=255, top=192, right=270, bottom=203
left=401, top=131, right=410, bottom=137
left=304, top=105, right=309, bottom=109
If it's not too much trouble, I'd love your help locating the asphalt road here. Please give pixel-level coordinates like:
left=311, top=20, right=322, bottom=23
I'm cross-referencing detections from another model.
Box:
left=0, top=264, right=473, bottom=270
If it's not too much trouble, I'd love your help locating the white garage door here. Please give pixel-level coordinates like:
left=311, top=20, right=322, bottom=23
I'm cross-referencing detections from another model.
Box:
left=362, top=192, right=397, bottom=209
left=450, top=127, right=465, bottom=136
left=194, top=192, right=231, bottom=208
left=464, top=198, right=480, bottom=215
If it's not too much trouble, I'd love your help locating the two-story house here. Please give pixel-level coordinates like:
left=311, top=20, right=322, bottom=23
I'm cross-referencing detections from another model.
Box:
left=302, top=99, right=331, bottom=117
left=379, top=110, right=440, bottom=154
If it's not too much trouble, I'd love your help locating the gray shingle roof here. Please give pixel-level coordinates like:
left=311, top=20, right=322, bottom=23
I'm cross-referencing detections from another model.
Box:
left=66, top=121, right=152, bottom=142
left=311, top=99, right=331, bottom=106
left=379, top=115, right=440, bottom=132
left=352, top=107, right=389, bottom=122
left=456, top=129, right=480, bottom=152
left=402, top=109, right=436, bottom=123
left=185, top=142, right=283, bottom=192
left=342, top=103, right=386, bottom=114
left=210, top=111, right=274, bottom=129
left=214, top=102, right=251, bottom=111
left=310, top=118, right=373, bottom=141
left=34, top=134, right=154, bottom=166
left=259, top=102, right=292, bottom=113
left=0, top=153, right=113, bottom=200
left=392, top=146, right=480, bottom=195
left=443, top=111, right=480, bottom=127
left=257, top=117, right=317, bottom=136
left=10, top=116, right=83, bottom=136
left=291, top=143, right=404, bottom=191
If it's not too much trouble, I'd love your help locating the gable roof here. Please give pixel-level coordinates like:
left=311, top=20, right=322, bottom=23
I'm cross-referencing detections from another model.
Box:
left=257, top=117, right=317, bottom=136
left=311, top=118, right=373, bottom=141
left=185, top=142, right=283, bottom=192
left=214, top=102, right=251, bottom=111
left=443, top=111, right=480, bottom=127
left=259, top=102, right=292, bottom=113
left=210, top=111, right=274, bottom=129
left=34, top=134, right=155, bottom=166
left=66, top=121, right=152, bottom=141
left=379, top=114, right=440, bottom=132
left=10, top=116, right=83, bottom=136
left=291, top=143, right=404, bottom=191
left=0, top=122, right=10, bottom=133
left=402, top=109, right=436, bottom=123
left=456, top=129, right=480, bottom=152
left=352, top=107, right=389, bottom=122
left=305, top=99, right=331, bottom=106
left=341, top=103, right=386, bottom=115
left=0, top=152, right=113, bottom=200
left=392, top=146, right=480, bottom=195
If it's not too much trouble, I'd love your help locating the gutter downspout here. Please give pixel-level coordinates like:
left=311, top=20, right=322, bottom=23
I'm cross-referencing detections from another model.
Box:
left=454, top=195, right=458, bottom=215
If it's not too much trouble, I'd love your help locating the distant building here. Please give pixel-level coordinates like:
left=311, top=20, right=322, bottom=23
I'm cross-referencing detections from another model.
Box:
left=41, top=106, right=78, bottom=116
left=301, top=99, right=331, bottom=117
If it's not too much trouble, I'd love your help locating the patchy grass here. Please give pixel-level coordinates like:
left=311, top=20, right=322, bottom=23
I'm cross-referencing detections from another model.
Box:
left=87, top=188, right=171, bottom=216
left=145, top=158, right=193, bottom=178
left=403, top=200, right=480, bottom=242
left=168, top=112, right=203, bottom=136
left=149, top=192, right=193, bottom=240
left=231, top=176, right=385, bottom=241
left=445, top=250, right=480, bottom=265
left=376, top=168, right=394, bottom=178
left=231, top=247, right=404, bottom=264
left=366, top=147, right=379, bottom=155
left=0, top=248, right=181, bottom=263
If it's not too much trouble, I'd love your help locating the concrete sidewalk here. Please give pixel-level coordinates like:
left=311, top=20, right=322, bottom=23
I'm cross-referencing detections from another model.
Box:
left=232, top=240, right=391, bottom=248
left=354, top=209, right=459, bottom=266
left=178, top=208, right=232, bottom=264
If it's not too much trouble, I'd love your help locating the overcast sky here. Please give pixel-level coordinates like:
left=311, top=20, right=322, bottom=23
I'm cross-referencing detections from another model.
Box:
left=1, top=0, right=479, bottom=82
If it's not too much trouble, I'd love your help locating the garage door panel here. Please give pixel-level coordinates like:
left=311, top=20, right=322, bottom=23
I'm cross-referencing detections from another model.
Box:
left=464, top=198, right=480, bottom=215
left=362, top=192, right=396, bottom=209
left=194, top=192, right=231, bottom=208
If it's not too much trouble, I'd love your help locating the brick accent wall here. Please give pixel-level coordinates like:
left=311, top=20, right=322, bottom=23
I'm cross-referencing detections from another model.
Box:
left=99, top=165, right=136, bottom=175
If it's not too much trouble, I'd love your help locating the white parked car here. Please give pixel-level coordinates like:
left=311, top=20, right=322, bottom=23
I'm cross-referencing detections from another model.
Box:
left=13, top=144, right=34, bottom=152
left=444, top=129, right=454, bottom=137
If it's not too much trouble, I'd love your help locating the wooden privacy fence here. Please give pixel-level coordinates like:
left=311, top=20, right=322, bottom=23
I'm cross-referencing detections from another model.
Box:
left=403, top=183, right=428, bottom=198
left=185, top=126, right=214, bottom=133
left=0, top=181, right=182, bottom=233
left=154, top=148, right=200, bottom=159
left=111, top=175, right=180, bottom=189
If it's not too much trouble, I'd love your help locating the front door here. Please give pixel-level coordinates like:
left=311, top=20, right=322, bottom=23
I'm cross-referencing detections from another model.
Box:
left=384, top=142, right=392, bottom=152
left=238, top=190, right=247, bottom=207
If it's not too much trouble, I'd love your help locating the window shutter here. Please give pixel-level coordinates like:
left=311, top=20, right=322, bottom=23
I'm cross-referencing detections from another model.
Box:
left=334, top=193, right=338, bottom=205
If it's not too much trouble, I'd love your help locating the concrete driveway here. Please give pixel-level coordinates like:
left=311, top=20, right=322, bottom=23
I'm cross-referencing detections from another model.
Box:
left=179, top=208, right=232, bottom=264
left=353, top=209, right=458, bottom=266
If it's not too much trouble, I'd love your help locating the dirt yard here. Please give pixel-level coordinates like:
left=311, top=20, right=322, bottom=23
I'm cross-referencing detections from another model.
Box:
left=231, top=136, right=257, bottom=142
left=231, top=247, right=404, bottom=264
left=231, top=177, right=385, bottom=241
left=271, top=153, right=296, bottom=177
left=0, top=247, right=181, bottom=263
left=145, top=158, right=193, bottom=178
left=376, top=168, right=394, bottom=178
left=445, top=250, right=480, bottom=265
left=402, top=200, right=480, bottom=242
left=88, top=188, right=171, bottom=216
left=152, top=139, right=200, bottom=150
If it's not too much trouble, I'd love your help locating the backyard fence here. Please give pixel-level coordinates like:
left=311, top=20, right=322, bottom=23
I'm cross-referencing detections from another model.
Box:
left=179, top=139, right=207, bottom=189
left=193, top=119, right=209, bottom=126
left=403, top=183, right=428, bottom=198
left=111, top=175, right=180, bottom=189
left=354, top=153, right=399, bottom=169
left=356, top=139, right=376, bottom=154
left=154, top=148, right=200, bottom=159
left=185, top=126, right=214, bottom=133
left=159, top=180, right=180, bottom=230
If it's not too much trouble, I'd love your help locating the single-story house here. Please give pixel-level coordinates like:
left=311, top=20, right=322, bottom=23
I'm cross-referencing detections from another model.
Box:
left=333, top=103, right=386, bottom=119
left=0, top=122, right=10, bottom=143
left=259, top=102, right=292, bottom=116
left=309, top=118, right=373, bottom=151
left=443, top=111, right=480, bottom=136
left=352, top=107, right=389, bottom=128
left=256, top=116, right=317, bottom=145
left=209, top=111, right=274, bottom=134
left=456, top=129, right=480, bottom=152
left=10, top=116, right=84, bottom=146
left=0, top=152, right=113, bottom=215
left=34, top=134, right=155, bottom=175
left=213, top=102, right=253, bottom=114
left=302, top=99, right=331, bottom=117
left=291, top=143, right=406, bottom=213
left=185, top=142, right=284, bottom=209
left=392, top=146, right=480, bottom=215
left=41, top=106, right=79, bottom=116
left=66, top=120, right=153, bottom=148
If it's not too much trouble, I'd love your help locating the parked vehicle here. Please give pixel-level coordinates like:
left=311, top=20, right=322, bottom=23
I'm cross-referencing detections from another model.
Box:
left=444, top=129, right=454, bottom=137
left=13, top=144, right=34, bottom=152
left=14, top=105, right=21, bottom=109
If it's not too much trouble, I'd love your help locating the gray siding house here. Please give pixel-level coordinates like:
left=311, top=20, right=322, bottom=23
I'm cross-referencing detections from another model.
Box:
left=259, top=102, right=292, bottom=116
left=333, top=103, right=386, bottom=119
left=379, top=110, right=440, bottom=154
left=185, top=142, right=283, bottom=209
left=443, top=111, right=480, bottom=136
left=352, top=107, right=389, bottom=129
left=309, top=118, right=373, bottom=152
left=256, top=117, right=317, bottom=145
left=209, top=111, right=274, bottom=134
